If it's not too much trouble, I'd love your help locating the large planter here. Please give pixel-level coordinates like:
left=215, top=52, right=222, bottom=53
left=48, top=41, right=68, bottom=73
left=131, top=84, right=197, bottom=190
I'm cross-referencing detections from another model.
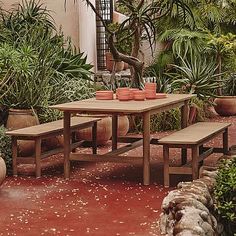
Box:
left=117, top=115, right=129, bottom=136
left=214, top=96, right=236, bottom=116
left=76, top=115, right=112, bottom=145
left=105, top=52, right=124, bottom=72
left=76, top=115, right=130, bottom=145
left=0, top=157, right=6, bottom=185
left=6, top=109, right=40, bottom=156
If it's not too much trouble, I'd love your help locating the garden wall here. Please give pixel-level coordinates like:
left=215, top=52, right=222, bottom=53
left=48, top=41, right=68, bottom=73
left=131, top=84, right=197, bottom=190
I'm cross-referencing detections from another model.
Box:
left=2, top=0, right=97, bottom=71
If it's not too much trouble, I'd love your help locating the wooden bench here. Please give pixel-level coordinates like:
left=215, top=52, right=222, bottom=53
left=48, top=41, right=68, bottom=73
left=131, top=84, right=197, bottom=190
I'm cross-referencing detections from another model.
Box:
left=6, top=116, right=100, bottom=178
left=158, top=122, right=231, bottom=187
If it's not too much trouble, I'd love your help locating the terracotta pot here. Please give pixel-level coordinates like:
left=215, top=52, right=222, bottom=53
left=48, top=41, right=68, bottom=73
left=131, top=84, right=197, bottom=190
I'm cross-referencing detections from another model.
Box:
left=76, top=115, right=130, bottom=145
left=214, top=96, right=236, bottom=116
left=76, top=115, right=112, bottom=145
left=188, top=105, right=198, bottom=124
left=6, top=109, right=40, bottom=156
left=145, top=89, right=157, bottom=99
left=105, top=52, right=124, bottom=72
left=145, top=82, right=156, bottom=91
left=96, top=90, right=114, bottom=100
left=123, top=62, right=129, bottom=70
left=117, top=115, right=129, bottom=136
left=0, top=156, right=6, bottom=185
left=7, top=109, right=39, bottom=130
left=43, top=135, right=64, bottom=151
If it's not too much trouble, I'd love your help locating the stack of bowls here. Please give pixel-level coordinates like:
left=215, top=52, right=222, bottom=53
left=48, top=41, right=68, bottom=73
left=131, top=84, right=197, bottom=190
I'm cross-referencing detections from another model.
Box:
left=116, top=87, right=130, bottom=101
left=129, top=88, right=139, bottom=100
left=145, top=82, right=157, bottom=99
left=133, top=90, right=146, bottom=101
left=96, top=90, right=114, bottom=100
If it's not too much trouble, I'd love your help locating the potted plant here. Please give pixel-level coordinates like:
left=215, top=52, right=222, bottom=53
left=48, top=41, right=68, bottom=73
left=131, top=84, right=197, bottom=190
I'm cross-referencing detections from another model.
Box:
left=214, top=73, right=236, bottom=116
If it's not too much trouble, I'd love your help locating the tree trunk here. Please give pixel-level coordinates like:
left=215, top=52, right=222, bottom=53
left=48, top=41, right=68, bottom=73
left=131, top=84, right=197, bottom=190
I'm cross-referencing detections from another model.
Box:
left=108, top=34, right=144, bottom=89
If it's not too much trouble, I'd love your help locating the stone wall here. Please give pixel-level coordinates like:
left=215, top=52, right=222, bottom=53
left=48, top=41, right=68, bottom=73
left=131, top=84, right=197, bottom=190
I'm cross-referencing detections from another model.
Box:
left=159, top=166, right=222, bottom=236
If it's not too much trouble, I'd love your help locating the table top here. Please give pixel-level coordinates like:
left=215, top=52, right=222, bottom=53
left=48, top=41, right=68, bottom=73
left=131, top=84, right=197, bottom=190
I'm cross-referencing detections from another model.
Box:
left=50, top=94, right=195, bottom=114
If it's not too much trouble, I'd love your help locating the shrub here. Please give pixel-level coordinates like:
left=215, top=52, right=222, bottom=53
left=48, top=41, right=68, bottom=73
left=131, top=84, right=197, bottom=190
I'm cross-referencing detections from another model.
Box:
left=0, top=125, right=12, bottom=173
left=133, top=108, right=181, bottom=133
left=214, top=157, right=236, bottom=235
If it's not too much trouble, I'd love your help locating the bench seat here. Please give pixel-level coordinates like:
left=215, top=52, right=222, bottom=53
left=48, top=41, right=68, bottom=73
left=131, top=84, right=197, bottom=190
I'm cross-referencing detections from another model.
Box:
left=6, top=116, right=100, bottom=177
left=158, top=122, right=231, bottom=187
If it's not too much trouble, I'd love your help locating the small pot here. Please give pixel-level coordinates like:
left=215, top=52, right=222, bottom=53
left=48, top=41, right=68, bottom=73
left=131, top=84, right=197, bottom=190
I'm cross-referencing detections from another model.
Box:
left=145, top=82, right=156, bottom=91
left=145, top=89, right=157, bottom=99
left=0, top=157, right=6, bottom=185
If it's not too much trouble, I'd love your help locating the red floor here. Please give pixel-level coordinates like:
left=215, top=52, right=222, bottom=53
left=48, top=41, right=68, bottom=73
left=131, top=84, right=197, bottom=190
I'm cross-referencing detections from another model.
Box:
left=1, top=116, right=236, bottom=236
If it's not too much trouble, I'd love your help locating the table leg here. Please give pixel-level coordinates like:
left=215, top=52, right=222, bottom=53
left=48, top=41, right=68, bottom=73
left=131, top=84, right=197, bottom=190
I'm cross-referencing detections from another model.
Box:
left=64, top=111, right=71, bottom=179
left=143, top=111, right=151, bottom=185
left=181, top=101, right=188, bottom=164
left=35, top=137, right=42, bottom=178
left=192, top=145, right=199, bottom=180
left=12, top=137, right=18, bottom=176
left=112, top=115, right=118, bottom=151
left=92, top=122, right=97, bottom=154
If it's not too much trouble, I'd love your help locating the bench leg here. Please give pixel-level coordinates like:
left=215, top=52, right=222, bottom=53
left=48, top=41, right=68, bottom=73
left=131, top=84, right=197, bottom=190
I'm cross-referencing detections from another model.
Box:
left=35, top=138, right=42, bottom=178
left=64, top=111, right=71, bottom=179
left=199, top=145, right=204, bottom=167
left=223, top=128, right=228, bottom=155
left=92, top=122, right=97, bottom=154
left=112, top=115, right=118, bottom=151
left=12, top=137, right=18, bottom=176
left=143, top=111, right=151, bottom=186
left=192, top=145, right=199, bottom=180
left=163, top=145, right=170, bottom=187
left=181, top=101, right=188, bottom=165
left=71, top=132, right=77, bottom=153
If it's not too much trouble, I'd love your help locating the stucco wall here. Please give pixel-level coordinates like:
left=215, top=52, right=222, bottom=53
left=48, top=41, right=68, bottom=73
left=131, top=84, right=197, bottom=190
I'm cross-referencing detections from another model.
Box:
left=1, top=0, right=97, bottom=71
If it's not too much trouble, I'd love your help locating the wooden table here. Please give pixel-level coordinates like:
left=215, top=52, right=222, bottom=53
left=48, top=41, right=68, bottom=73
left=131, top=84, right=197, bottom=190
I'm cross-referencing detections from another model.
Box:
left=50, top=94, right=194, bottom=185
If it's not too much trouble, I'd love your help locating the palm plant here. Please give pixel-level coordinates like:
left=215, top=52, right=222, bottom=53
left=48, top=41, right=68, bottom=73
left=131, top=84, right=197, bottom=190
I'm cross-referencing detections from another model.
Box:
left=159, top=28, right=208, bottom=58
left=223, top=73, right=236, bottom=96
left=168, top=54, right=221, bottom=100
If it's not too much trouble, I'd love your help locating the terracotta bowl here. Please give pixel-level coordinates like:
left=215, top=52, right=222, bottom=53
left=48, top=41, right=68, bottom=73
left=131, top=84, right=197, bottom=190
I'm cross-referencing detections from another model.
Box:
left=119, top=94, right=130, bottom=101
left=133, top=90, right=146, bottom=101
left=129, top=88, right=139, bottom=100
left=117, top=87, right=130, bottom=100
left=96, top=90, right=114, bottom=100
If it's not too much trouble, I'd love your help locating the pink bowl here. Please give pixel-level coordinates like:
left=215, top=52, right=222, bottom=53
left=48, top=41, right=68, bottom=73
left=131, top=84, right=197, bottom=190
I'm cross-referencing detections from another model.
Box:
left=133, top=90, right=146, bottom=101
left=96, top=90, right=114, bottom=100
left=119, top=95, right=130, bottom=101
left=129, top=88, right=139, bottom=100
left=116, top=87, right=130, bottom=99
